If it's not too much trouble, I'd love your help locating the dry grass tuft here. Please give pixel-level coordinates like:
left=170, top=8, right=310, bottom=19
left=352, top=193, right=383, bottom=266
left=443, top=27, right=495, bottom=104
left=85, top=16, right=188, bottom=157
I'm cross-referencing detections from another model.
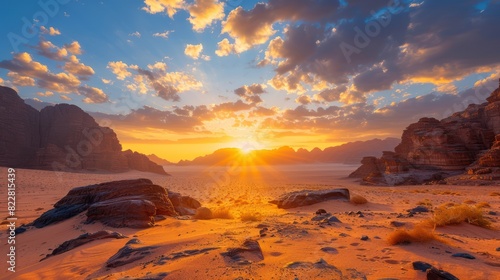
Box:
left=475, top=202, right=491, bottom=208
left=193, top=207, right=213, bottom=220
left=417, top=199, right=433, bottom=207
left=211, top=208, right=234, bottom=219
left=463, top=199, right=476, bottom=204
left=387, top=224, right=440, bottom=245
left=240, top=212, right=262, bottom=222
left=431, top=204, right=491, bottom=228
left=350, top=195, right=368, bottom=205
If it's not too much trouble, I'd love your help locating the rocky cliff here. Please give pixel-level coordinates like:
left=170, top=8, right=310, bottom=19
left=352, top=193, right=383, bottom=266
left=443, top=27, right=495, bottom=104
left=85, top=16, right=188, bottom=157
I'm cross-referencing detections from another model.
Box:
left=350, top=82, right=500, bottom=185
left=0, top=86, right=167, bottom=175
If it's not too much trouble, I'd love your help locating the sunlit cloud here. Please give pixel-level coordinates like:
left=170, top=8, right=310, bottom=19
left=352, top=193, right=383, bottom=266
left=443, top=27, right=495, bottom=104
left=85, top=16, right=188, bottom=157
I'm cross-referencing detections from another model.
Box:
left=187, top=0, right=225, bottom=32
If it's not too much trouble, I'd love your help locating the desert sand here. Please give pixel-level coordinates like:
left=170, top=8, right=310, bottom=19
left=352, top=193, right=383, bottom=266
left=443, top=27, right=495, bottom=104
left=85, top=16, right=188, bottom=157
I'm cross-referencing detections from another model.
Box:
left=1, top=165, right=499, bottom=280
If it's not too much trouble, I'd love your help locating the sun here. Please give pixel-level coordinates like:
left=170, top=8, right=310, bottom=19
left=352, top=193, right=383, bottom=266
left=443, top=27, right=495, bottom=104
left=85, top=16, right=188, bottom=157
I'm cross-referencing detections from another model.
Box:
left=231, top=140, right=264, bottom=155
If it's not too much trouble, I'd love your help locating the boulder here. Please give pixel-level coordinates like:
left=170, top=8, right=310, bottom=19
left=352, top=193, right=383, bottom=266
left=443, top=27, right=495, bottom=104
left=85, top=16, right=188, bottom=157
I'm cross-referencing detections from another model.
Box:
left=221, top=239, right=264, bottom=263
left=270, top=189, right=350, bottom=209
left=168, top=190, right=202, bottom=215
left=30, top=179, right=187, bottom=229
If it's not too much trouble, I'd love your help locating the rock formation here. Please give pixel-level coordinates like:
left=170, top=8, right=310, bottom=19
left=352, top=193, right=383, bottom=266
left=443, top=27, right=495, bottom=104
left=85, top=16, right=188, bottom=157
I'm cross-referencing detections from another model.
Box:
left=269, top=189, right=350, bottom=209
left=0, top=86, right=166, bottom=175
left=351, top=81, right=500, bottom=185
left=28, top=179, right=201, bottom=229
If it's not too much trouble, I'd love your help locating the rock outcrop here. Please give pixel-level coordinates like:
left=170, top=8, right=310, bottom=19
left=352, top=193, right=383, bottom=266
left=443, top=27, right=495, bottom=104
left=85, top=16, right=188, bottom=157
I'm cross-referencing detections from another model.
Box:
left=42, top=230, right=127, bottom=260
left=351, top=81, right=500, bottom=185
left=0, top=86, right=167, bottom=175
left=270, top=189, right=350, bottom=209
left=29, top=179, right=201, bottom=229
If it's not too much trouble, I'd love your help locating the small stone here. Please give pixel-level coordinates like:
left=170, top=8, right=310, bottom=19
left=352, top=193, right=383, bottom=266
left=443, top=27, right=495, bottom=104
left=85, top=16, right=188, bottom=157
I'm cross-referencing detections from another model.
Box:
left=316, top=209, right=327, bottom=215
left=390, top=221, right=405, bottom=227
left=426, top=267, right=459, bottom=280
left=320, top=247, right=337, bottom=253
left=408, top=205, right=429, bottom=214
left=451, top=253, right=475, bottom=259
left=360, top=235, right=369, bottom=241
left=358, top=213, right=365, bottom=217
left=488, top=211, right=496, bottom=216
left=323, top=216, right=341, bottom=223
left=412, top=261, right=432, bottom=272
left=496, top=247, right=500, bottom=252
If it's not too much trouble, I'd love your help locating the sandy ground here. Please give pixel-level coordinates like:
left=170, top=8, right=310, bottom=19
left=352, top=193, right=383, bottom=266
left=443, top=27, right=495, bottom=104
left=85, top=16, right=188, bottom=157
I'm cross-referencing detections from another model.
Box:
left=0, top=164, right=499, bottom=279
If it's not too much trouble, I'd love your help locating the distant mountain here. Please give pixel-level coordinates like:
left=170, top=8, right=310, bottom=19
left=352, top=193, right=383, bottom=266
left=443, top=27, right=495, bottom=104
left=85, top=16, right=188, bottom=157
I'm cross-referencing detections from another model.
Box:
left=147, top=154, right=175, bottom=166
left=177, top=138, right=400, bottom=166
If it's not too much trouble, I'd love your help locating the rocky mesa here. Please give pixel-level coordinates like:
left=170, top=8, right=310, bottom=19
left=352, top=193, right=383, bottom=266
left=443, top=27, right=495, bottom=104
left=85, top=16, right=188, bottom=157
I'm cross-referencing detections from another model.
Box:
left=350, top=81, right=500, bottom=185
left=0, top=86, right=167, bottom=175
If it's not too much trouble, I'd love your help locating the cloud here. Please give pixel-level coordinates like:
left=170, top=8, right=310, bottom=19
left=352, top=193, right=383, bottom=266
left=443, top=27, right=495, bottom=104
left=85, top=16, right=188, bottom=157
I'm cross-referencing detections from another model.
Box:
left=107, top=61, right=132, bottom=80
left=252, top=0, right=500, bottom=104
left=40, top=26, right=61, bottom=36
left=37, top=91, right=54, bottom=97
left=59, top=94, right=71, bottom=101
left=184, top=43, right=203, bottom=60
left=234, top=83, right=266, bottom=104
left=188, top=0, right=225, bottom=32
left=0, top=52, right=109, bottom=103
left=108, top=60, right=202, bottom=101
left=101, top=78, right=113, bottom=84
left=7, top=72, right=35, bottom=87
left=153, top=30, right=172, bottom=39
left=64, top=41, right=82, bottom=55
left=295, top=95, right=311, bottom=105
left=142, top=0, right=184, bottom=18
left=63, top=55, right=95, bottom=79
left=221, top=0, right=339, bottom=53
left=77, top=85, right=109, bottom=103
left=34, top=39, right=68, bottom=61
left=129, top=31, right=141, bottom=38
left=215, top=38, right=236, bottom=57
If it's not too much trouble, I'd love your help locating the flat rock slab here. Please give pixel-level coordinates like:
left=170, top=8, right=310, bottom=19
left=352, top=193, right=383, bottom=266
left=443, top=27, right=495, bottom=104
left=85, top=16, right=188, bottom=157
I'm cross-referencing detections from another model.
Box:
left=106, top=244, right=159, bottom=268
left=270, top=189, right=350, bottom=209
left=221, top=239, right=264, bottom=264
left=41, top=230, right=127, bottom=261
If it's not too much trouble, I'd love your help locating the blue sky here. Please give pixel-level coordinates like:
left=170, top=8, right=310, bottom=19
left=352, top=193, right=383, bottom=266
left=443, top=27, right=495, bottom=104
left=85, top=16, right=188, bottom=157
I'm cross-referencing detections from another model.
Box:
left=1, top=0, right=499, bottom=161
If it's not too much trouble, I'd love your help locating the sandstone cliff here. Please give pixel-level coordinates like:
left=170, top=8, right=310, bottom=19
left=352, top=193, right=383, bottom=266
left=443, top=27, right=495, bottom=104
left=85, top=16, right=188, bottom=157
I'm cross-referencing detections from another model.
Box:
left=0, top=86, right=167, bottom=175
left=350, top=82, right=500, bottom=185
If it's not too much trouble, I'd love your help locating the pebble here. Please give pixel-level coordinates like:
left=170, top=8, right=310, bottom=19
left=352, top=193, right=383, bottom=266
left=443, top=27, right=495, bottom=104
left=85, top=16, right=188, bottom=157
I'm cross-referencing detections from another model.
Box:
left=360, top=235, right=369, bottom=241
left=451, top=253, right=475, bottom=259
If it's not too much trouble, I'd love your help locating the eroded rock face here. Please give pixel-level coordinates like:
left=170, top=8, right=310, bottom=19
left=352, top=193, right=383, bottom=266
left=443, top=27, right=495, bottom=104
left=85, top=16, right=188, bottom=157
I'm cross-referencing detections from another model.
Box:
left=351, top=84, right=500, bottom=185
left=0, top=86, right=40, bottom=168
left=270, top=189, right=350, bottom=209
left=29, top=179, right=201, bottom=229
left=0, top=86, right=167, bottom=175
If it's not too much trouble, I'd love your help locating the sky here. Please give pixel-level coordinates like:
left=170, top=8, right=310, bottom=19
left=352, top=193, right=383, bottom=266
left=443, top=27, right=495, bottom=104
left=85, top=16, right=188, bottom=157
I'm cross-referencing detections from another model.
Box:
left=1, top=0, right=500, bottom=162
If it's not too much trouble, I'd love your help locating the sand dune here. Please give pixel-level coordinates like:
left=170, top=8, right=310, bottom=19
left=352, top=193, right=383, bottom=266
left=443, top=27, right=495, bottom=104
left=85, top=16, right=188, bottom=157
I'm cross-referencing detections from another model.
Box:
left=1, top=165, right=499, bottom=279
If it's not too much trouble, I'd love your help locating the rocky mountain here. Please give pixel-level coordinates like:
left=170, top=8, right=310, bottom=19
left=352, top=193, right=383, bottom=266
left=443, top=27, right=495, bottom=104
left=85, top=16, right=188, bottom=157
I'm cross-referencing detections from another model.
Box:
left=177, top=138, right=400, bottom=166
left=350, top=80, right=500, bottom=185
left=147, top=154, right=175, bottom=166
left=0, top=86, right=167, bottom=175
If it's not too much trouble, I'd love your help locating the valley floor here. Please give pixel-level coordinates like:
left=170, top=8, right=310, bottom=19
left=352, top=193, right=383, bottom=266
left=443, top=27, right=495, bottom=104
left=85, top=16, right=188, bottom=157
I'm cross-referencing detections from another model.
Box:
left=0, top=165, right=499, bottom=279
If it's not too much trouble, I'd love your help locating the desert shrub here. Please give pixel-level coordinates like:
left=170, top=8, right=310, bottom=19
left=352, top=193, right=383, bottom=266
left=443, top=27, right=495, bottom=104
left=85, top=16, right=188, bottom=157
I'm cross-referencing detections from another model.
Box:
left=211, top=208, right=234, bottom=219
left=417, top=199, right=432, bottom=207
left=350, top=195, right=368, bottom=205
left=463, top=199, right=476, bottom=204
left=240, top=212, right=262, bottom=222
left=387, top=224, right=439, bottom=245
left=194, top=207, right=213, bottom=220
left=475, top=202, right=491, bottom=208
left=431, top=204, right=491, bottom=228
